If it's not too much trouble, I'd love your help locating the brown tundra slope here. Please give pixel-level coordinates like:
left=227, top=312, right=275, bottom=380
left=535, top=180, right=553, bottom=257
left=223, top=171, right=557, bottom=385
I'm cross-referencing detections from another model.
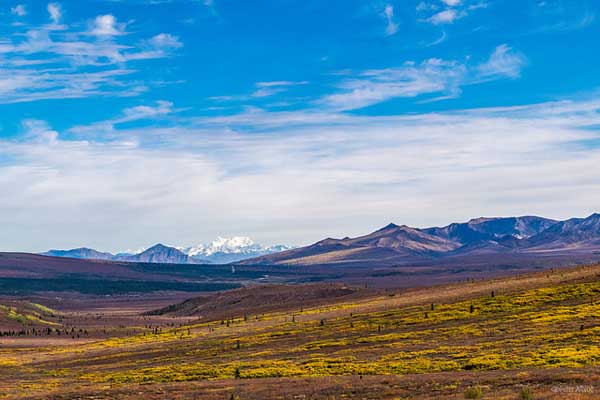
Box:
left=2, top=262, right=600, bottom=399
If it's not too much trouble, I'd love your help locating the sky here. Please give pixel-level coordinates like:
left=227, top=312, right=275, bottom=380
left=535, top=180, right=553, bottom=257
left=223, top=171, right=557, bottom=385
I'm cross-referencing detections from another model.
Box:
left=1, top=0, right=600, bottom=252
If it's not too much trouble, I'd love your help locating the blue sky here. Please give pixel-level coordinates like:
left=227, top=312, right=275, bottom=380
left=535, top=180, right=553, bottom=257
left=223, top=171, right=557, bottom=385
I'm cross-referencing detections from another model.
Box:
left=1, top=0, right=599, bottom=252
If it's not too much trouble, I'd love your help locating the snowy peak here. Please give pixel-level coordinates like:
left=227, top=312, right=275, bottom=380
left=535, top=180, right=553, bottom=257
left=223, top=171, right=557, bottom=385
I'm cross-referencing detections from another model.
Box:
left=184, top=237, right=292, bottom=264
left=42, top=237, right=292, bottom=265
left=185, top=236, right=260, bottom=257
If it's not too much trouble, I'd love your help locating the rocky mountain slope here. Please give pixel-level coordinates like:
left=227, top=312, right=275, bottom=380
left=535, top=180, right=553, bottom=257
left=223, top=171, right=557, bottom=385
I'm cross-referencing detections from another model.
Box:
left=240, top=214, right=600, bottom=266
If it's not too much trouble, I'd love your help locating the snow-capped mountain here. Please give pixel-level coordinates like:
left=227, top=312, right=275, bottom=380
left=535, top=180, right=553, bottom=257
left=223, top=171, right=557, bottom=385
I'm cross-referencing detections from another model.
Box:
left=182, top=237, right=293, bottom=264
left=43, top=237, right=292, bottom=265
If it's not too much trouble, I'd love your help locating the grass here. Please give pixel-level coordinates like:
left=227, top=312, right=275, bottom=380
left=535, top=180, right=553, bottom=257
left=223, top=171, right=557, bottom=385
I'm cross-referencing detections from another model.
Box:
left=464, top=386, right=483, bottom=399
left=1, top=263, right=600, bottom=399
left=520, top=386, right=534, bottom=400
left=0, top=303, right=59, bottom=326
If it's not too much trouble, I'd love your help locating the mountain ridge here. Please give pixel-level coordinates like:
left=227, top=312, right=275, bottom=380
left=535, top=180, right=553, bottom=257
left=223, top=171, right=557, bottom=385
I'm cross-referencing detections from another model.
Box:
left=43, top=236, right=291, bottom=264
left=41, top=214, right=600, bottom=267
left=239, top=214, right=599, bottom=266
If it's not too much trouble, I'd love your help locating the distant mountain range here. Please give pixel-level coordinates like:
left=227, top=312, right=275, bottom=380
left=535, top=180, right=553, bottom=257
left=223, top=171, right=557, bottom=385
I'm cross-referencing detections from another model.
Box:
left=240, top=214, right=600, bottom=266
left=43, top=237, right=292, bottom=264
left=42, top=215, right=600, bottom=267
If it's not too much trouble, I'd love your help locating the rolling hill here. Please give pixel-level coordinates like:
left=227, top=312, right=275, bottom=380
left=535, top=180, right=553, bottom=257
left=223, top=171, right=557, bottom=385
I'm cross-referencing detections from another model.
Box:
left=3, top=262, right=600, bottom=399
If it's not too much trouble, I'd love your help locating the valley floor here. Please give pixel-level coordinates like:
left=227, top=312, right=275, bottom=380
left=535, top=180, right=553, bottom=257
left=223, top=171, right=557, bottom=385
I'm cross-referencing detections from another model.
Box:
left=2, top=264, right=600, bottom=399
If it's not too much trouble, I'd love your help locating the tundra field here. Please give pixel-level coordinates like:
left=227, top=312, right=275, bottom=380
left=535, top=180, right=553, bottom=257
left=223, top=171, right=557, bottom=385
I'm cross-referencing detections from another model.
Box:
left=2, top=264, right=600, bottom=399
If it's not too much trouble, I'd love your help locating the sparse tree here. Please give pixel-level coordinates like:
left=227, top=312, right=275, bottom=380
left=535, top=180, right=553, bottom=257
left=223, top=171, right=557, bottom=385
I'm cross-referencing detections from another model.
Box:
left=520, top=386, right=534, bottom=400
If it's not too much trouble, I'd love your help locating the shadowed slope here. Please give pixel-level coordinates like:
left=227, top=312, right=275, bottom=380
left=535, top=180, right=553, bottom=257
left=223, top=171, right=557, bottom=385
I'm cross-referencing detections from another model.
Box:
left=147, top=283, right=370, bottom=319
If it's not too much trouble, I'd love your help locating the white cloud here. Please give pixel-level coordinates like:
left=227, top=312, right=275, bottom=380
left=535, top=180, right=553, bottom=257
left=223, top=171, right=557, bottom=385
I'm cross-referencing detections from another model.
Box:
left=209, top=45, right=526, bottom=112
left=149, top=33, right=183, bottom=49
left=69, top=100, right=176, bottom=137
left=121, top=101, right=175, bottom=121
left=47, top=3, right=61, bottom=24
left=21, top=119, right=59, bottom=144
left=90, top=15, right=124, bottom=36
left=416, top=2, right=438, bottom=12
left=317, top=45, right=527, bottom=111
left=477, top=44, right=527, bottom=79
left=251, top=87, right=287, bottom=98
left=0, top=67, right=139, bottom=104
left=2, top=97, right=600, bottom=251
left=421, top=1, right=486, bottom=25
left=255, top=81, right=308, bottom=88
left=384, top=4, right=399, bottom=36
left=320, top=59, right=466, bottom=110
left=0, top=9, right=182, bottom=104
left=210, top=81, right=309, bottom=102
left=427, top=31, right=448, bottom=46
left=252, top=80, right=308, bottom=97
left=428, top=9, right=463, bottom=24
left=11, top=5, right=27, bottom=17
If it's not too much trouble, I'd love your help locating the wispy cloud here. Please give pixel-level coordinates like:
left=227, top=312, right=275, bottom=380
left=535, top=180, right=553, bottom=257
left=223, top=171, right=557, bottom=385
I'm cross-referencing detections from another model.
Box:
left=255, top=81, right=309, bottom=88
left=0, top=4, right=182, bottom=104
left=148, top=33, right=183, bottom=50
left=416, top=2, right=439, bottom=12
left=11, top=5, right=27, bottom=17
left=207, top=45, right=526, bottom=112
left=47, top=3, right=62, bottom=24
left=383, top=4, right=399, bottom=36
left=428, top=9, right=463, bottom=25
left=3, top=96, right=600, bottom=251
left=320, top=59, right=465, bottom=110
left=441, top=0, right=461, bottom=6
left=209, top=80, right=309, bottom=102
left=419, top=0, right=486, bottom=26
left=318, top=45, right=526, bottom=111
left=534, top=10, right=596, bottom=33
left=477, top=44, right=527, bottom=80
left=426, top=31, right=447, bottom=47
left=69, top=100, right=177, bottom=138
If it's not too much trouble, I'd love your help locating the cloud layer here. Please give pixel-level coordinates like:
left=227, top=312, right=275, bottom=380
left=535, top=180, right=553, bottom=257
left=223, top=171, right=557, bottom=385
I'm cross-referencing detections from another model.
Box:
left=2, top=96, right=599, bottom=252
